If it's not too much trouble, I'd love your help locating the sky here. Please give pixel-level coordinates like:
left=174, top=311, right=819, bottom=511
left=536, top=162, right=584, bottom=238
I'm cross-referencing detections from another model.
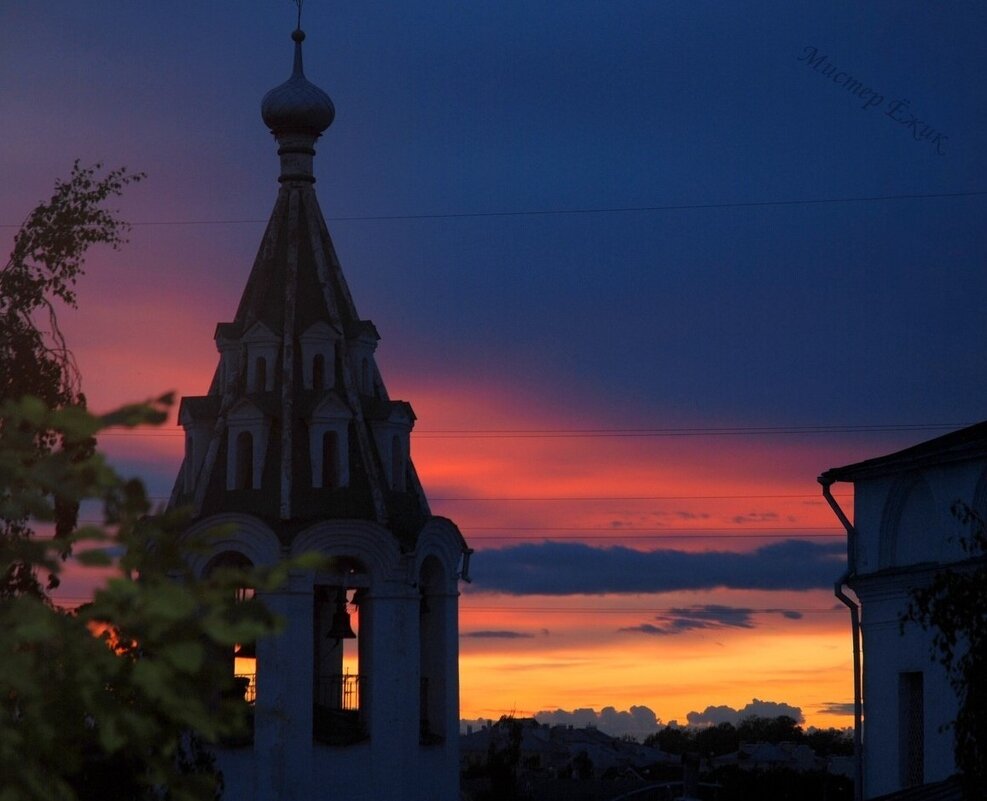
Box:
left=3, top=1, right=987, bottom=736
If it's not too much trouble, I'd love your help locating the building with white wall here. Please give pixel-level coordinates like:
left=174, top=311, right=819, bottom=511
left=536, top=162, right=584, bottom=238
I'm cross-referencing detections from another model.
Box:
left=169, top=23, right=471, bottom=801
left=820, top=424, right=987, bottom=799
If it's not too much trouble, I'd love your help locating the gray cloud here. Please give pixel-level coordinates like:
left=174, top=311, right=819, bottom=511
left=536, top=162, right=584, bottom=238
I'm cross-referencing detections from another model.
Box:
left=620, top=623, right=672, bottom=635
left=469, top=540, right=845, bottom=595
left=462, top=630, right=535, bottom=639
left=667, top=605, right=756, bottom=627
left=619, top=604, right=804, bottom=636
left=817, top=702, right=855, bottom=716
left=605, top=511, right=711, bottom=529
left=731, top=511, right=779, bottom=524
left=686, top=699, right=804, bottom=727
left=533, top=705, right=660, bottom=739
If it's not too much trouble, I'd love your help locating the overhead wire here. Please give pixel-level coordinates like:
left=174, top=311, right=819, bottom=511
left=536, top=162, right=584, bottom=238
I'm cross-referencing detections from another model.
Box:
left=45, top=595, right=843, bottom=615
left=455, top=534, right=842, bottom=541
left=139, top=493, right=846, bottom=501
left=455, top=526, right=839, bottom=532
left=74, top=518, right=843, bottom=540
left=459, top=606, right=845, bottom=614
left=95, top=422, right=966, bottom=439
left=3, top=188, right=984, bottom=229
left=18, top=183, right=909, bottom=597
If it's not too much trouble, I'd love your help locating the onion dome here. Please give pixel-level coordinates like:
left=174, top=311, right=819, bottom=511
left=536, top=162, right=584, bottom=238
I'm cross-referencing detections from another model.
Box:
left=261, top=29, right=335, bottom=137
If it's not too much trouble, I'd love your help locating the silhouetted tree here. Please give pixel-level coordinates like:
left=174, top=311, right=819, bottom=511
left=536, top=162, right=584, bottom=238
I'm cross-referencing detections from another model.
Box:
left=644, top=725, right=694, bottom=755
left=483, top=716, right=524, bottom=801
left=803, top=727, right=852, bottom=757
left=0, top=395, right=317, bottom=801
left=695, top=722, right=739, bottom=757
left=903, top=501, right=987, bottom=798
left=0, top=167, right=326, bottom=800
left=0, top=162, right=142, bottom=598
left=737, top=714, right=803, bottom=744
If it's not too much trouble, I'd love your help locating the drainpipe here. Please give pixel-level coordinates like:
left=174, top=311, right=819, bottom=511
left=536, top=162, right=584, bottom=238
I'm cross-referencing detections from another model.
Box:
left=820, top=476, right=863, bottom=801
left=460, top=547, right=474, bottom=583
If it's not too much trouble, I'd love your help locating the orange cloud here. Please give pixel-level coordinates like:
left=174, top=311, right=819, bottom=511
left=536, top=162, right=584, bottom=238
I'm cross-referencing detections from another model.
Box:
left=52, top=336, right=858, bottom=733
left=458, top=588, right=853, bottom=730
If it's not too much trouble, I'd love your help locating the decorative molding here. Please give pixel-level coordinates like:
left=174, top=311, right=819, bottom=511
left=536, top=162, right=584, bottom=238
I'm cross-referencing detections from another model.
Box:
left=183, top=513, right=281, bottom=576
left=414, top=518, right=468, bottom=591
left=291, top=519, right=403, bottom=583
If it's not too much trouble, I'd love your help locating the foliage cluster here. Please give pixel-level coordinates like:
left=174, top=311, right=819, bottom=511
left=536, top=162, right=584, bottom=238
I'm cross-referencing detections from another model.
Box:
left=0, top=395, right=312, bottom=801
left=643, top=715, right=852, bottom=758
left=903, top=501, right=987, bottom=797
left=0, top=164, right=320, bottom=801
left=0, top=161, right=142, bottom=596
left=0, top=161, right=142, bottom=408
left=481, top=716, right=524, bottom=801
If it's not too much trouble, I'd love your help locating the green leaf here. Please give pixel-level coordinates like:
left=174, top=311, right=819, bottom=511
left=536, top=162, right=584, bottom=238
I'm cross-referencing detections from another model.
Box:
left=75, top=549, right=112, bottom=567
left=160, top=641, right=205, bottom=673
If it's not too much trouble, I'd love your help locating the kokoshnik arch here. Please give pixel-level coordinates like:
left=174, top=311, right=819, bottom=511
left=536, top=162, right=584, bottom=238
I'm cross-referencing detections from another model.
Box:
left=168, top=22, right=472, bottom=801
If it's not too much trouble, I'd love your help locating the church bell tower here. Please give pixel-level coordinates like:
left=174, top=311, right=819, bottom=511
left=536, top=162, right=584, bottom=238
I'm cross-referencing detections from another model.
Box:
left=170, top=21, right=470, bottom=801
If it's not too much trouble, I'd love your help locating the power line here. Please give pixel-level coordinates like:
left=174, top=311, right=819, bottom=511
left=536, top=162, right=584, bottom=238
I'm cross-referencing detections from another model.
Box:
left=72, top=521, right=842, bottom=540
left=460, top=606, right=844, bottom=614
left=2, top=188, right=983, bottom=229
left=460, top=526, right=840, bottom=532
left=138, top=493, right=849, bottom=503
left=75, top=518, right=841, bottom=535
left=462, top=534, right=842, bottom=541
left=429, top=494, right=849, bottom=501
left=412, top=424, right=965, bottom=439
left=139, top=493, right=848, bottom=501
left=94, top=422, right=966, bottom=439
left=49, top=597, right=845, bottom=615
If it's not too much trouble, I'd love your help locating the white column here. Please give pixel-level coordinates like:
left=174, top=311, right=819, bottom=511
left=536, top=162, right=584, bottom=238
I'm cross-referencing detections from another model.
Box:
left=254, top=572, right=314, bottom=801
left=366, top=584, right=420, bottom=799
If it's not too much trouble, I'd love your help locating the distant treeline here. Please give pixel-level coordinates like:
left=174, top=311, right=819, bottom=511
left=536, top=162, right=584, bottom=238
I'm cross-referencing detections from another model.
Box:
left=643, top=715, right=853, bottom=757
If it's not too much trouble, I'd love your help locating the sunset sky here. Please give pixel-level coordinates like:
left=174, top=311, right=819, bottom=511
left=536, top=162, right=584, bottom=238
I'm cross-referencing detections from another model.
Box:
left=3, top=1, right=987, bottom=735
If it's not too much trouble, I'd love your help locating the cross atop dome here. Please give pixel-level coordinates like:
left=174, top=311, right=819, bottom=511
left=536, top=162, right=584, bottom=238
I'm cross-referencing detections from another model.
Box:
left=174, top=19, right=430, bottom=531
left=261, top=23, right=335, bottom=183
left=169, top=14, right=469, bottom=797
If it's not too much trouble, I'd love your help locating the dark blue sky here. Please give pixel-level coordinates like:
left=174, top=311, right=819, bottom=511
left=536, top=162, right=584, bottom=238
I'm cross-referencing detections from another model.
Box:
left=3, top=1, right=985, bottom=434
left=5, top=0, right=986, bottom=726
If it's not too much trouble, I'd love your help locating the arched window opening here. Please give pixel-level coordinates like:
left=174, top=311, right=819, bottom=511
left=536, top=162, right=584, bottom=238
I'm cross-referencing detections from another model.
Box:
left=419, top=557, right=447, bottom=743
left=233, top=589, right=257, bottom=704
left=898, top=671, right=925, bottom=787
left=254, top=357, right=267, bottom=392
left=391, top=435, right=404, bottom=491
left=322, top=431, right=339, bottom=489
left=313, top=354, right=325, bottom=391
left=881, top=475, right=935, bottom=569
left=235, top=431, right=253, bottom=490
left=313, top=559, right=369, bottom=745
left=204, top=552, right=258, bottom=714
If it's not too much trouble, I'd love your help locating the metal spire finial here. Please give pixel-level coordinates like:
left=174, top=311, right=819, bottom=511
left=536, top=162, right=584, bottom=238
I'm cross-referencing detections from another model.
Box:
left=261, top=0, right=334, bottom=155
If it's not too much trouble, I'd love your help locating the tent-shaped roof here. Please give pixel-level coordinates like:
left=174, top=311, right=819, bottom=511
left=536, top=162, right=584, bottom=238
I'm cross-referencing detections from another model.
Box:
left=169, top=28, right=431, bottom=545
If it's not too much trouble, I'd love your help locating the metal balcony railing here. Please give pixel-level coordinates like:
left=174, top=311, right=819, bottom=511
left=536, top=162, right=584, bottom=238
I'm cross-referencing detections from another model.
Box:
left=315, top=673, right=362, bottom=711
left=234, top=672, right=257, bottom=704
left=313, top=673, right=366, bottom=745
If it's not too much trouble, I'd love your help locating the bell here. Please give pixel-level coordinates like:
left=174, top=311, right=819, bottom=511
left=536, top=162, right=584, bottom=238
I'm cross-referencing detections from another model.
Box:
left=327, top=587, right=356, bottom=640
